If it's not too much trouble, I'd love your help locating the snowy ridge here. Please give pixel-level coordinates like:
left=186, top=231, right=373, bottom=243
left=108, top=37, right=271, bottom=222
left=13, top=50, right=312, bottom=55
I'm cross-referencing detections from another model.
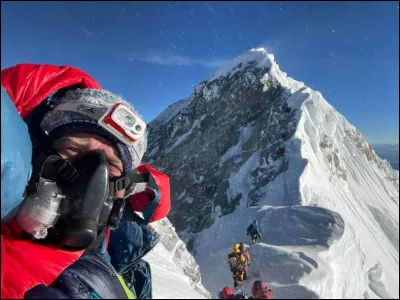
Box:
left=289, top=83, right=399, bottom=298
left=153, top=97, right=191, bottom=124
left=147, top=48, right=398, bottom=299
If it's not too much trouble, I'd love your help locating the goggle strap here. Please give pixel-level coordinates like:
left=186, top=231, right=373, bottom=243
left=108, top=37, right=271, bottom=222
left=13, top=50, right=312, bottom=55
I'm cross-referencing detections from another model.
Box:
left=110, top=173, right=150, bottom=192
left=52, top=102, right=109, bottom=120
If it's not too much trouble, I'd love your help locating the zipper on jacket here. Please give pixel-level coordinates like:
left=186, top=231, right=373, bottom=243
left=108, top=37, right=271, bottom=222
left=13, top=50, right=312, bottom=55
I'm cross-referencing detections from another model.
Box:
left=94, top=251, right=136, bottom=299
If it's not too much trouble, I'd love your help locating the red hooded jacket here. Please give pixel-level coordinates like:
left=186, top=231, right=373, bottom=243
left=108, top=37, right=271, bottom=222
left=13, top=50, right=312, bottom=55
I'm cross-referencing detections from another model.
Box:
left=1, top=64, right=171, bottom=298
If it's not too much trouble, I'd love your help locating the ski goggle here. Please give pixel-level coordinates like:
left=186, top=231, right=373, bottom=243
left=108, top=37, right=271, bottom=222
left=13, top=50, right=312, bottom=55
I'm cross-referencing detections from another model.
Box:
left=52, top=102, right=146, bottom=146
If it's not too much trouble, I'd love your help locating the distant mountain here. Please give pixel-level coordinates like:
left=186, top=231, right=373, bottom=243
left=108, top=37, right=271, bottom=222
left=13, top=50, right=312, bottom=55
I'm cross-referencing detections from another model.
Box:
left=145, top=48, right=399, bottom=299
left=372, top=144, right=399, bottom=170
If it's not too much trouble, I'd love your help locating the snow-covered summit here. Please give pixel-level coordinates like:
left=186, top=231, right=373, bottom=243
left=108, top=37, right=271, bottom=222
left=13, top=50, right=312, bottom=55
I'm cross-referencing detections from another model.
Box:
left=209, top=47, right=275, bottom=80
left=209, top=47, right=305, bottom=94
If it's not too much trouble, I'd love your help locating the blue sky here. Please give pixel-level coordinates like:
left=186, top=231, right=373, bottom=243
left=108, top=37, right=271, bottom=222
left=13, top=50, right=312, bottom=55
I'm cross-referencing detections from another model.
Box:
left=1, top=1, right=398, bottom=144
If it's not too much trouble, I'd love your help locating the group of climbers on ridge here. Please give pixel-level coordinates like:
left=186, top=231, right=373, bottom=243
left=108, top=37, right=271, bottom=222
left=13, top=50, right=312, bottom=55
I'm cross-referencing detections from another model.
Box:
left=228, top=243, right=250, bottom=288
left=219, top=281, right=274, bottom=299
left=219, top=220, right=274, bottom=299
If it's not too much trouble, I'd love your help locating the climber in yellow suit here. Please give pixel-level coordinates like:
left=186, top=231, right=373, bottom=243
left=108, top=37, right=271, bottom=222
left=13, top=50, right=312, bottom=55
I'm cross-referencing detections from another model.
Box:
left=227, top=244, right=248, bottom=289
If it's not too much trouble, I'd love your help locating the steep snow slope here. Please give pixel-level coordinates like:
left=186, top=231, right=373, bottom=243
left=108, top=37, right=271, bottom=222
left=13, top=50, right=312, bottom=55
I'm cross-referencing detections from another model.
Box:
left=283, top=83, right=399, bottom=299
left=144, top=219, right=211, bottom=299
left=147, top=48, right=399, bottom=299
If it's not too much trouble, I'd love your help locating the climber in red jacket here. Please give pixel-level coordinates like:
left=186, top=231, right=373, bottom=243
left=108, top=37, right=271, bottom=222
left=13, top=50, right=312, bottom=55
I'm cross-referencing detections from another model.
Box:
left=251, top=280, right=274, bottom=299
left=1, top=63, right=171, bottom=298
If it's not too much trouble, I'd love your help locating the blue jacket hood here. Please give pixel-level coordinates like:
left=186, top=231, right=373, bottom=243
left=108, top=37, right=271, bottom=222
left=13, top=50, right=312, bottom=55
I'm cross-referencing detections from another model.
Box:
left=1, top=88, right=32, bottom=221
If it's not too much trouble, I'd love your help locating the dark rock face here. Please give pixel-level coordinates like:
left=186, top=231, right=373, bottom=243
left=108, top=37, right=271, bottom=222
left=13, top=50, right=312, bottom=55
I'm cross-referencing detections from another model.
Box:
left=146, top=61, right=297, bottom=234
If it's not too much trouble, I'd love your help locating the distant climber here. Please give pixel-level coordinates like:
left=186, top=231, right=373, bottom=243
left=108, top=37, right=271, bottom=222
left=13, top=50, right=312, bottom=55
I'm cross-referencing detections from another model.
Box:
left=218, top=286, right=250, bottom=299
left=251, top=280, right=274, bottom=299
left=239, top=243, right=251, bottom=280
left=277, top=147, right=285, bottom=157
left=247, top=220, right=261, bottom=244
left=228, top=244, right=248, bottom=289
